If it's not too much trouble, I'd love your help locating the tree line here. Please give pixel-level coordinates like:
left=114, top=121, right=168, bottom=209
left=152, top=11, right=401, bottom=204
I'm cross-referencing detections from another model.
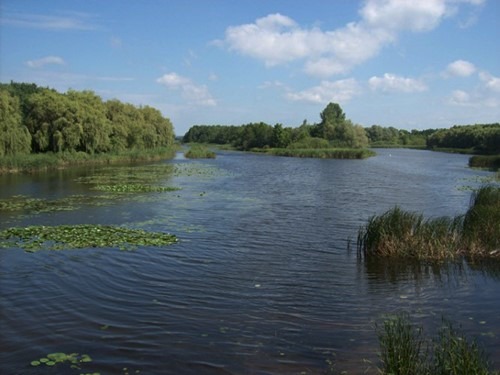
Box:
left=0, top=82, right=175, bottom=157
left=184, top=102, right=499, bottom=155
left=184, top=103, right=370, bottom=150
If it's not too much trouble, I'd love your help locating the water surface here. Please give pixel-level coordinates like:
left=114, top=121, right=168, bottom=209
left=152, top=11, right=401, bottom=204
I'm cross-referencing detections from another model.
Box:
left=1, top=149, right=498, bottom=374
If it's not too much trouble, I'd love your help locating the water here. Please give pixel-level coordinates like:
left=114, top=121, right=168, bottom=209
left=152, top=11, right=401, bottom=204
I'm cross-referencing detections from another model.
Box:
left=1, top=149, right=499, bottom=374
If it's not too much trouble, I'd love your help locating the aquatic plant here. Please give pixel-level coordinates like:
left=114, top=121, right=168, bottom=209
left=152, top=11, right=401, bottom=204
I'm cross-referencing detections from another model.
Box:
left=469, top=155, right=500, bottom=170
left=376, top=313, right=493, bottom=375
left=184, top=145, right=216, bottom=159
left=30, top=352, right=94, bottom=370
left=0, top=224, right=177, bottom=252
left=269, top=148, right=375, bottom=159
left=91, top=183, right=180, bottom=193
left=377, top=313, right=426, bottom=374
left=357, top=186, right=500, bottom=260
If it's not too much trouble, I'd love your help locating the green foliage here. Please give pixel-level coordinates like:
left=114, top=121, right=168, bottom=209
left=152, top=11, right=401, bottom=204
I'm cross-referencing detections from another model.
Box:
left=0, top=224, right=177, bottom=252
left=184, top=144, right=216, bottom=159
left=0, top=82, right=175, bottom=159
left=357, top=186, right=500, bottom=260
left=427, top=123, right=500, bottom=154
left=469, top=155, right=500, bottom=170
left=0, top=90, right=32, bottom=156
left=269, top=148, right=375, bottom=159
left=377, top=313, right=426, bottom=374
left=377, top=313, right=493, bottom=375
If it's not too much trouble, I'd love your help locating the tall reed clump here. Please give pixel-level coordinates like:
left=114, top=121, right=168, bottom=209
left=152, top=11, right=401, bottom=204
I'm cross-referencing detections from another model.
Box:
left=357, top=186, right=500, bottom=260
left=462, top=186, right=500, bottom=256
left=377, top=313, right=492, bottom=375
left=377, top=312, right=426, bottom=375
left=357, top=207, right=462, bottom=260
left=184, top=145, right=216, bottom=159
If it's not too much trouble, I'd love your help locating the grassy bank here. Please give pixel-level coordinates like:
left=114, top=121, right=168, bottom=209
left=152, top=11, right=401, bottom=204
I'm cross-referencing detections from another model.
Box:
left=357, top=186, right=500, bottom=260
left=377, top=313, right=494, bottom=375
left=268, top=148, right=376, bottom=159
left=0, top=146, right=178, bottom=174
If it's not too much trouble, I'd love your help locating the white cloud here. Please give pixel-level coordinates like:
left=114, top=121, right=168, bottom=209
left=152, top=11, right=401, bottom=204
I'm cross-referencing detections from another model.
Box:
left=157, top=73, right=216, bottom=106
left=287, top=79, right=361, bottom=104
left=479, top=72, right=500, bottom=92
left=445, top=60, right=476, bottom=77
left=218, top=0, right=484, bottom=78
left=26, top=56, right=66, bottom=68
left=449, top=89, right=471, bottom=105
left=369, top=73, right=427, bottom=93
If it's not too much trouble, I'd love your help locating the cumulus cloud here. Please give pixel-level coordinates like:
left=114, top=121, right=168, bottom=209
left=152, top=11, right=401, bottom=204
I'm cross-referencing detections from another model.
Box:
left=218, top=0, right=484, bottom=77
left=157, top=73, right=216, bottom=106
left=287, top=79, right=361, bottom=104
left=479, top=72, right=500, bottom=92
left=26, top=56, right=66, bottom=68
left=369, top=73, right=427, bottom=93
left=445, top=59, right=476, bottom=77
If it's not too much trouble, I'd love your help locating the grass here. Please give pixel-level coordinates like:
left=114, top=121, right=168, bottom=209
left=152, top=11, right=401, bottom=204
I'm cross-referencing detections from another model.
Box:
left=469, top=155, right=500, bottom=170
left=0, top=146, right=178, bottom=174
left=357, top=186, right=500, bottom=260
left=184, top=145, right=216, bottom=159
left=268, top=147, right=376, bottom=159
left=377, top=313, right=493, bottom=375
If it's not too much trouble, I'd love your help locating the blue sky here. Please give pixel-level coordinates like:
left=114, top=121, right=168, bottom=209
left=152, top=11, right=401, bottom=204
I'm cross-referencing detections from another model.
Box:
left=1, top=0, right=499, bottom=136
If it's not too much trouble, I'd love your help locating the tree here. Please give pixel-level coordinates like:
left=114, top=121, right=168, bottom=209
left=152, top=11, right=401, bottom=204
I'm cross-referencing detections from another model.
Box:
left=0, top=90, right=31, bottom=156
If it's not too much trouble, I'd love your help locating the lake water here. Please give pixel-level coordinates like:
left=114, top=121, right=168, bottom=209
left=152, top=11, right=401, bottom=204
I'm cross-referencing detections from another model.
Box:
left=1, top=149, right=499, bottom=374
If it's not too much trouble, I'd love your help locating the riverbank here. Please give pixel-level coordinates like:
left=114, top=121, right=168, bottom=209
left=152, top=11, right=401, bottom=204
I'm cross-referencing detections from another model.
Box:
left=266, top=147, right=376, bottom=159
left=0, top=146, right=179, bottom=174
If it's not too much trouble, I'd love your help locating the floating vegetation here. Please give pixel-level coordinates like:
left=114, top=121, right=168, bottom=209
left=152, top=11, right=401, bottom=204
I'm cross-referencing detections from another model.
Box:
left=30, top=352, right=94, bottom=370
left=90, top=184, right=180, bottom=193
left=0, top=224, right=177, bottom=252
left=357, top=186, right=500, bottom=260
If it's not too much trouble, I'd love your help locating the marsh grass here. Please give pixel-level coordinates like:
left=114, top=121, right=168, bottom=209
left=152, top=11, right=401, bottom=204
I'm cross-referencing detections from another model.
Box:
left=377, top=313, right=426, bottom=375
left=358, top=186, right=500, bottom=260
left=184, top=145, right=216, bottom=159
left=269, top=148, right=375, bottom=159
left=377, top=313, right=493, bottom=375
left=469, top=155, right=500, bottom=170
left=0, top=147, right=177, bottom=174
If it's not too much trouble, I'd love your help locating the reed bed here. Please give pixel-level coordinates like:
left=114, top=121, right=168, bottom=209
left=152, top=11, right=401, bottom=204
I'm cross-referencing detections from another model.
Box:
left=184, top=145, right=216, bottom=159
left=469, top=155, right=500, bottom=170
left=377, top=313, right=492, bottom=375
left=0, top=147, right=178, bottom=174
left=357, top=186, right=500, bottom=260
left=269, top=148, right=375, bottom=159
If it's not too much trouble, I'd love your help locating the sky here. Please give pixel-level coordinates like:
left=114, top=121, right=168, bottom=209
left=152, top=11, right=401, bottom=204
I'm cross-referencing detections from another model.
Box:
left=1, top=0, right=499, bottom=136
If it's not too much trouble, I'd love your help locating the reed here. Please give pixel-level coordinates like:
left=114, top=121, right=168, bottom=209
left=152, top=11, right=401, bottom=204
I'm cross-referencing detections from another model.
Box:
left=377, top=312, right=426, bottom=375
left=184, top=145, right=216, bottom=159
left=0, top=147, right=178, bottom=174
left=269, top=148, right=375, bottom=159
left=469, top=155, right=500, bottom=170
left=357, top=186, right=499, bottom=260
left=376, top=313, right=493, bottom=375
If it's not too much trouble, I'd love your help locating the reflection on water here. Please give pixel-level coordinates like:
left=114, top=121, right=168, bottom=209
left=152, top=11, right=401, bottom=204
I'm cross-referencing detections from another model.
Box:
left=0, top=149, right=499, bottom=374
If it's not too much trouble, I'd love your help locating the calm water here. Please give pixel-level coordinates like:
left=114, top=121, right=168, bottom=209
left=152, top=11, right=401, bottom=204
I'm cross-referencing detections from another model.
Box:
left=1, top=149, right=499, bottom=374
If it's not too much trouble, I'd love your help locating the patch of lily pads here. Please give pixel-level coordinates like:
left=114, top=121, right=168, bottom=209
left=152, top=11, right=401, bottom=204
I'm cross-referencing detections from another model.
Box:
left=90, top=183, right=180, bottom=193
left=0, top=224, right=177, bottom=252
left=30, top=352, right=94, bottom=370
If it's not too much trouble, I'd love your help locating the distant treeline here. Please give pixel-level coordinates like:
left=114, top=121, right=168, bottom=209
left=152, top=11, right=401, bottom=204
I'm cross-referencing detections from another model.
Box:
left=184, top=103, right=370, bottom=151
left=0, top=82, right=175, bottom=157
left=184, top=117, right=500, bottom=155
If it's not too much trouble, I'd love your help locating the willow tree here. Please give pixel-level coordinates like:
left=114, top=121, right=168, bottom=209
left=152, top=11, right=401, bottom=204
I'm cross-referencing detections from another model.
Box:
left=0, top=90, right=31, bottom=156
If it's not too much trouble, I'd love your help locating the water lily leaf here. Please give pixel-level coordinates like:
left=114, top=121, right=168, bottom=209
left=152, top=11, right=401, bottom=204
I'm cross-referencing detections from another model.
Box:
left=30, top=360, right=41, bottom=366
